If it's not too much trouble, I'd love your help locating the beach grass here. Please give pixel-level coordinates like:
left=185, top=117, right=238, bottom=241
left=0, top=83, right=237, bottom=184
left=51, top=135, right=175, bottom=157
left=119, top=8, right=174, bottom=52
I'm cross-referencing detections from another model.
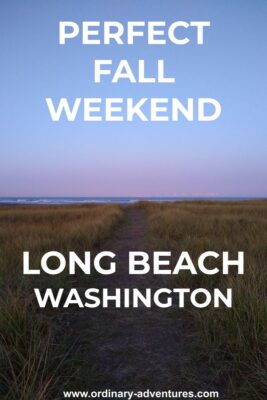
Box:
left=0, top=201, right=266, bottom=399
left=0, top=204, right=123, bottom=399
left=137, top=200, right=267, bottom=399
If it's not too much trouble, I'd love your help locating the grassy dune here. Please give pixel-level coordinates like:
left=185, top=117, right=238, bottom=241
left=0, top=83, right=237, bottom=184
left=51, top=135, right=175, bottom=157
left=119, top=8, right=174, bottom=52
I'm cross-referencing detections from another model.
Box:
left=137, top=200, right=267, bottom=399
left=0, top=204, right=122, bottom=399
left=0, top=201, right=266, bottom=399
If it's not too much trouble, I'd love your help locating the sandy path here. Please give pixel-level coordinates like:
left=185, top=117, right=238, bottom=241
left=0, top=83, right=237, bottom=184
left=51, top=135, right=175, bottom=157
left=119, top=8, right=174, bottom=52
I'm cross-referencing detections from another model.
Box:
left=73, top=207, right=220, bottom=394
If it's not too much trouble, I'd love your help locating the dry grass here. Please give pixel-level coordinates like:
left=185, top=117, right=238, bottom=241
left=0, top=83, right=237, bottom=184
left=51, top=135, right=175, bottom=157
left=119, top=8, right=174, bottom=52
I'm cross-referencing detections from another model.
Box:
left=1, top=201, right=266, bottom=398
left=137, top=200, right=267, bottom=399
left=0, top=204, right=122, bottom=399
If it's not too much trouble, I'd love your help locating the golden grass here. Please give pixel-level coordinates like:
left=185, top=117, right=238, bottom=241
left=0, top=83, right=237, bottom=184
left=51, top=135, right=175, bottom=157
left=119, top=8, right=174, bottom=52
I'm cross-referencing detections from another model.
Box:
left=1, top=201, right=266, bottom=398
left=0, top=204, right=122, bottom=399
left=137, top=200, right=267, bottom=399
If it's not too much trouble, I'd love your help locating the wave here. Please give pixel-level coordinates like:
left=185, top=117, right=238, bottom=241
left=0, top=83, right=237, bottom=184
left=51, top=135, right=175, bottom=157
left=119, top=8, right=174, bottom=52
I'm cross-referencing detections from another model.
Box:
left=0, top=197, right=261, bottom=206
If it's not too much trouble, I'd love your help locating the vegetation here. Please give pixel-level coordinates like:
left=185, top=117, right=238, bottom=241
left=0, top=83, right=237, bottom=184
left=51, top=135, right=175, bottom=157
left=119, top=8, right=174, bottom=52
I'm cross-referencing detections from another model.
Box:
left=0, top=201, right=266, bottom=399
left=137, top=200, right=267, bottom=399
left=0, top=204, right=122, bottom=399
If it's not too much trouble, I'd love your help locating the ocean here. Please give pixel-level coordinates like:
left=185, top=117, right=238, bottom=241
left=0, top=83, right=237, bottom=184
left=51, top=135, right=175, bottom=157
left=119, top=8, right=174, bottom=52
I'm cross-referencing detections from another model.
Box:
left=0, top=197, right=264, bottom=205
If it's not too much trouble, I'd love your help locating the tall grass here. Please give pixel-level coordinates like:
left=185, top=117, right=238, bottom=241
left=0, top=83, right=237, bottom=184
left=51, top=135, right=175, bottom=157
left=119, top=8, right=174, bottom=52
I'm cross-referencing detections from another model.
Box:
left=0, top=204, right=122, bottom=399
left=137, top=200, right=267, bottom=399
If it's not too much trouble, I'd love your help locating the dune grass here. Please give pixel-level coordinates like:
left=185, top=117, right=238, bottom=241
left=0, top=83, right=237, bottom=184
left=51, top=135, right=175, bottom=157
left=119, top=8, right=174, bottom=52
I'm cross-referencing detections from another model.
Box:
left=137, top=200, right=267, bottom=399
left=1, top=201, right=266, bottom=398
left=0, top=204, right=122, bottom=399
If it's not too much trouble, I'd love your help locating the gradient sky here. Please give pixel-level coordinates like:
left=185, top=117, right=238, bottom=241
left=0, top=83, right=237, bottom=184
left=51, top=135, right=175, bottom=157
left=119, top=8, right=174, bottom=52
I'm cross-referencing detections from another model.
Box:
left=1, top=0, right=267, bottom=197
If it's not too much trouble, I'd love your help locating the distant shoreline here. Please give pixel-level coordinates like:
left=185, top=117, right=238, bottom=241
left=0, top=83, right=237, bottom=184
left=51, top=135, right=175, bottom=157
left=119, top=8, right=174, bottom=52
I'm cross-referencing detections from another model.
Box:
left=0, top=197, right=266, bottom=206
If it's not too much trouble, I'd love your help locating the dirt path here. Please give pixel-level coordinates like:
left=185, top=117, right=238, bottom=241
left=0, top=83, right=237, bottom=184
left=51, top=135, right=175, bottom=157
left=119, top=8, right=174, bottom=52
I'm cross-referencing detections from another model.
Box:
left=74, top=207, right=219, bottom=393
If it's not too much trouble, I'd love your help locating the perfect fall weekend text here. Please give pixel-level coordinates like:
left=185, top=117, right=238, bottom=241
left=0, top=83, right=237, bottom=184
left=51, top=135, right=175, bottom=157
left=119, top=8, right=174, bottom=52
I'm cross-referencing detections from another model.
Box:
left=45, top=20, right=222, bottom=123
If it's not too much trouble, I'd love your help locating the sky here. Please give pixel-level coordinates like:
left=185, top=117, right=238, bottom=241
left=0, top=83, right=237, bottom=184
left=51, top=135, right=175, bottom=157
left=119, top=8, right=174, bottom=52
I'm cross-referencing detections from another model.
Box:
left=0, top=0, right=267, bottom=197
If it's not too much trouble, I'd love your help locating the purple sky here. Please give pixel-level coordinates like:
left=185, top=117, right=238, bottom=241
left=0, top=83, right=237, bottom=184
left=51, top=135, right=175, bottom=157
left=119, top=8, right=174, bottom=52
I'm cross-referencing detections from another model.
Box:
left=1, top=0, right=267, bottom=197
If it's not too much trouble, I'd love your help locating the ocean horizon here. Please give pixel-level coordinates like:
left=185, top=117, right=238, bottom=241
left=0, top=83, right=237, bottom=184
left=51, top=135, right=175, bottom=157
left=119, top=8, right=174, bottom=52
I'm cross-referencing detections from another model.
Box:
left=0, top=196, right=265, bottom=205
